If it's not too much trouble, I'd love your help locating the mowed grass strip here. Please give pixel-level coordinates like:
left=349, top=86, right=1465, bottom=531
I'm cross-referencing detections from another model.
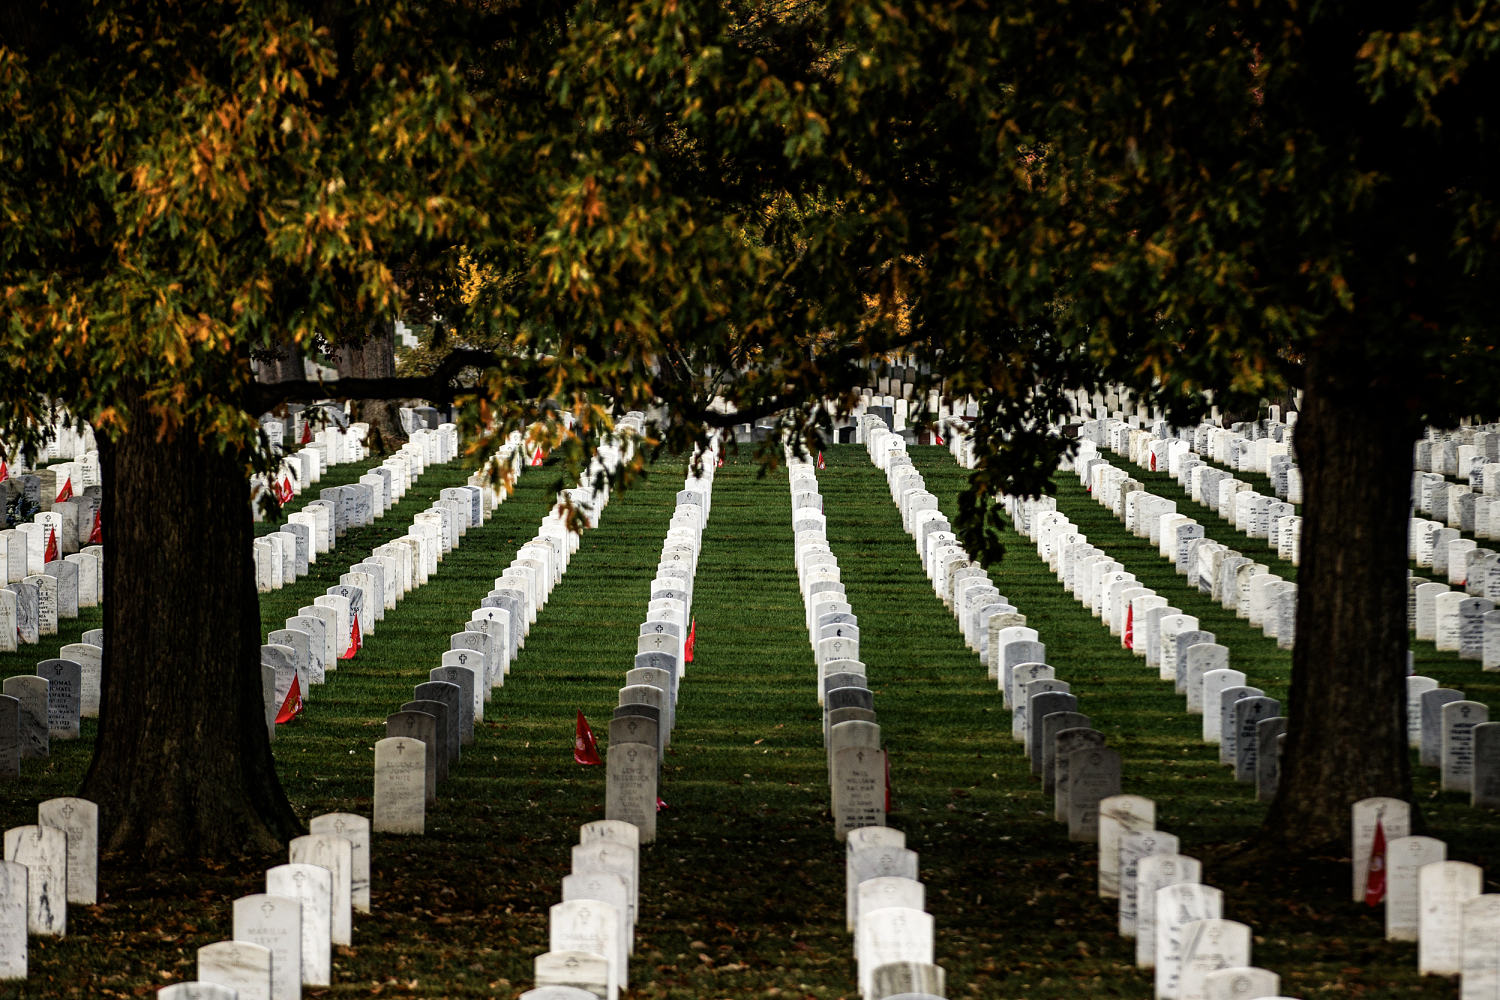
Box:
left=908, top=443, right=1477, bottom=998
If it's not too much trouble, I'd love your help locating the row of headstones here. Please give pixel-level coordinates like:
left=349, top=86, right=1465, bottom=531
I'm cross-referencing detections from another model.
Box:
left=155, top=811, right=372, bottom=1000
left=0, top=636, right=104, bottom=774
left=803, top=441, right=943, bottom=1000
left=0, top=795, right=99, bottom=977
left=1115, top=426, right=1303, bottom=560
left=1406, top=676, right=1499, bottom=806
left=1013, top=494, right=1287, bottom=804
left=1413, top=424, right=1500, bottom=479
left=252, top=425, right=462, bottom=593
left=1081, top=424, right=1303, bottom=570
left=607, top=444, right=715, bottom=846
left=1407, top=571, right=1497, bottom=665
left=523, top=819, right=643, bottom=1000
left=257, top=412, right=366, bottom=462
left=1089, top=414, right=1299, bottom=488
left=844, top=827, right=949, bottom=1000
left=925, top=437, right=1293, bottom=1000
left=373, top=436, right=586, bottom=835
left=1348, top=795, right=1500, bottom=991
left=1095, top=795, right=1295, bottom=1000
left=534, top=453, right=715, bottom=1000
left=1, top=469, right=102, bottom=572
left=249, top=422, right=370, bottom=520
left=3, top=418, right=97, bottom=465
left=0, top=544, right=101, bottom=654
left=782, top=451, right=887, bottom=845
left=1072, top=445, right=1298, bottom=653
left=259, top=437, right=513, bottom=736
left=1412, top=472, right=1500, bottom=542
left=870, top=419, right=1282, bottom=999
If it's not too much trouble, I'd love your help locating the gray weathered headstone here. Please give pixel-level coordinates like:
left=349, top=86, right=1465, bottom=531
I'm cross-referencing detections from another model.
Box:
left=373, top=736, right=425, bottom=835
left=1066, top=746, right=1122, bottom=842
left=1, top=677, right=47, bottom=760
left=34, top=660, right=81, bottom=740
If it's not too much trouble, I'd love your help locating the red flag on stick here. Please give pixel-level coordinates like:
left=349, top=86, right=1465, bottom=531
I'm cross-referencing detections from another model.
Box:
left=656, top=797, right=668, bottom=812
left=817, top=451, right=825, bottom=470
left=0, top=459, right=8, bottom=484
left=1365, top=817, right=1388, bottom=906
left=300, top=420, right=314, bottom=445
left=55, top=477, right=73, bottom=503
left=87, top=509, right=102, bottom=545
left=43, top=528, right=58, bottom=564
left=685, top=618, right=696, bottom=663
left=1123, top=604, right=1134, bottom=650
left=1149, top=451, right=1157, bottom=471
left=275, top=674, right=303, bottom=723
left=342, top=614, right=360, bottom=659
left=530, top=446, right=544, bottom=467
left=574, top=711, right=602, bottom=765
left=935, top=432, right=945, bottom=445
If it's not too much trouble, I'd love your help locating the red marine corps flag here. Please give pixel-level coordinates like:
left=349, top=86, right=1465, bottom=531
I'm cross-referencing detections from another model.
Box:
left=1364, top=816, right=1388, bottom=906
left=574, top=711, right=602, bottom=765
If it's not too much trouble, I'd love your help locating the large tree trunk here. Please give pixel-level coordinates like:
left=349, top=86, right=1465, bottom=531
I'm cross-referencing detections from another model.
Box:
left=79, top=401, right=302, bottom=863
left=337, top=321, right=409, bottom=454
left=1262, top=343, right=1419, bottom=857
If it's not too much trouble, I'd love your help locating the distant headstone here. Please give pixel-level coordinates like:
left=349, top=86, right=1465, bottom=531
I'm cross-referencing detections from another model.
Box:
left=1386, top=835, right=1446, bottom=942
left=1120, top=829, right=1180, bottom=941
left=1, top=677, right=47, bottom=760
left=34, top=659, right=81, bottom=740
left=197, top=939, right=273, bottom=1000
left=1097, top=794, right=1155, bottom=900
left=386, top=711, right=439, bottom=801
left=265, top=863, right=331, bottom=987
left=289, top=833, right=353, bottom=947
left=231, top=894, right=302, bottom=1000
left=534, top=950, right=612, bottom=1000
left=2, top=825, right=66, bottom=935
left=373, top=737, right=425, bottom=835
left=36, top=797, right=95, bottom=905
left=0, top=697, right=15, bottom=779
left=1066, top=746, right=1122, bottom=842
left=1418, top=860, right=1483, bottom=975
left=605, top=741, right=658, bottom=843
left=0, top=860, right=25, bottom=978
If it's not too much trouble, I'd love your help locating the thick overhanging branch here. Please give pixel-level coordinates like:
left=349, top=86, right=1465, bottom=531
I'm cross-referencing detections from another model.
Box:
left=246, top=349, right=510, bottom=412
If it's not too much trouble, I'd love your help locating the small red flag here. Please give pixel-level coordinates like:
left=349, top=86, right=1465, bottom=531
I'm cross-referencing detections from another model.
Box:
left=656, top=797, right=668, bottom=812
left=935, top=432, right=945, bottom=445
left=1365, top=817, right=1388, bottom=906
left=574, top=711, right=602, bottom=765
left=300, top=419, right=314, bottom=444
left=817, top=451, right=825, bottom=470
left=716, top=455, right=723, bottom=468
left=685, top=618, right=696, bottom=663
left=1150, top=451, right=1157, bottom=471
left=43, top=528, right=58, bottom=564
left=1123, top=604, right=1134, bottom=650
left=55, top=477, right=73, bottom=503
left=530, top=446, right=544, bottom=467
left=87, top=509, right=102, bottom=545
left=353, top=613, right=362, bottom=653
left=278, top=475, right=294, bottom=504
left=0, top=459, right=8, bottom=484
left=342, top=614, right=360, bottom=659
left=275, top=673, right=303, bottom=724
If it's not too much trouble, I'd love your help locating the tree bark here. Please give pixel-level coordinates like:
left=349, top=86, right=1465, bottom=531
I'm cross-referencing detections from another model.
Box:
left=1262, top=343, right=1419, bottom=857
left=337, top=321, right=409, bottom=455
left=79, top=397, right=302, bottom=863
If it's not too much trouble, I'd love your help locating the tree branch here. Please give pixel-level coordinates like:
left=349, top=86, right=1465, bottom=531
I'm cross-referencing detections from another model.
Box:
left=247, top=348, right=509, bottom=412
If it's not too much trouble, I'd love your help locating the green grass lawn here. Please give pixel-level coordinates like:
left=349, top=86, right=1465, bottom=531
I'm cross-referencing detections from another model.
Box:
left=0, top=446, right=1494, bottom=998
